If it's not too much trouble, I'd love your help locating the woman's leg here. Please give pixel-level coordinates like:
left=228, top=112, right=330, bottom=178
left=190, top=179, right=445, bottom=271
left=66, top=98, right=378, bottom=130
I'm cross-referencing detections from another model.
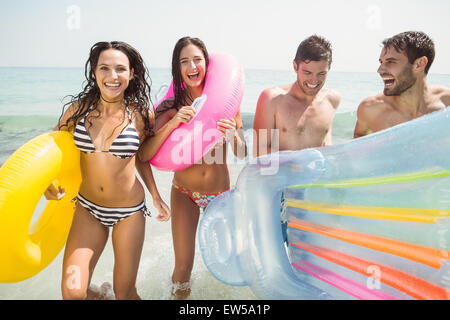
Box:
left=170, top=185, right=200, bottom=299
left=61, top=204, right=109, bottom=300
left=111, top=211, right=146, bottom=300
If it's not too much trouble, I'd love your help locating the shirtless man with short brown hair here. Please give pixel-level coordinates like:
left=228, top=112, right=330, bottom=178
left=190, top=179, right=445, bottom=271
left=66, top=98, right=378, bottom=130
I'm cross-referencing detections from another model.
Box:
left=253, top=35, right=341, bottom=157
left=354, top=31, right=450, bottom=138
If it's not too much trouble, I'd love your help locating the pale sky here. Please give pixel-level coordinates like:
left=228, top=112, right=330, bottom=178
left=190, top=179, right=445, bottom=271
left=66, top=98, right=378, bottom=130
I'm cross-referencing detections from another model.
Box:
left=1, top=0, right=449, bottom=73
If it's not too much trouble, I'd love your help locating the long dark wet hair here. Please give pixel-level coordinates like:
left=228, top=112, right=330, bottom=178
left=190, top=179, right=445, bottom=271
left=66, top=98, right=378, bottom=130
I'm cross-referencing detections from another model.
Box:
left=58, top=41, right=154, bottom=136
left=156, top=36, right=209, bottom=117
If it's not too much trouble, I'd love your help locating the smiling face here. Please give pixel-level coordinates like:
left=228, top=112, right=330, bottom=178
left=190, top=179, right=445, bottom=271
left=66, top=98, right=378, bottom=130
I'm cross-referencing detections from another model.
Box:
left=294, top=59, right=329, bottom=96
left=95, top=49, right=134, bottom=101
left=179, top=44, right=207, bottom=90
left=378, top=46, right=416, bottom=96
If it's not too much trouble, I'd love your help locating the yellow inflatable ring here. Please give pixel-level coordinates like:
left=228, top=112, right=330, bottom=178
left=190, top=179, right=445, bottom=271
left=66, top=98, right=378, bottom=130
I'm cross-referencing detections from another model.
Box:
left=0, top=131, right=81, bottom=283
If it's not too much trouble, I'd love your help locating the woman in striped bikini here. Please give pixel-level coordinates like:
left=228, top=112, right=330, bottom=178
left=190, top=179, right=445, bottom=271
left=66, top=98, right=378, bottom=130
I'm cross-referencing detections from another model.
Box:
left=44, top=41, right=170, bottom=300
left=138, top=37, right=247, bottom=299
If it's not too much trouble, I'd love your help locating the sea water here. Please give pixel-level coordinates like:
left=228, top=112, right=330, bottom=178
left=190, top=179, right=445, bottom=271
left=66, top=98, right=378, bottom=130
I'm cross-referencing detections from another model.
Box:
left=0, top=67, right=449, bottom=299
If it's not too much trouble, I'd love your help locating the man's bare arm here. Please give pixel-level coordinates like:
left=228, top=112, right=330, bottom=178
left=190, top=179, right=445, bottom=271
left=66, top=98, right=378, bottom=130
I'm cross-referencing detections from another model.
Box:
left=353, top=99, right=374, bottom=138
left=329, top=89, right=342, bottom=111
left=440, top=86, right=450, bottom=107
left=326, top=90, right=341, bottom=145
left=253, top=88, right=277, bottom=157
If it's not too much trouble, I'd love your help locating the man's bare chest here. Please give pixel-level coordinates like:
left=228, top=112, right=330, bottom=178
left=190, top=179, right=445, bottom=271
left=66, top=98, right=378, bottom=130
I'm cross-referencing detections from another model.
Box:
left=377, top=103, right=445, bottom=131
left=275, top=103, right=332, bottom=136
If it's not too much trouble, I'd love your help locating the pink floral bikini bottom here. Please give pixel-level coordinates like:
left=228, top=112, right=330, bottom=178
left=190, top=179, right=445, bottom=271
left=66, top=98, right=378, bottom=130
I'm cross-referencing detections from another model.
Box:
left=173, top=183, right=230, bottom=210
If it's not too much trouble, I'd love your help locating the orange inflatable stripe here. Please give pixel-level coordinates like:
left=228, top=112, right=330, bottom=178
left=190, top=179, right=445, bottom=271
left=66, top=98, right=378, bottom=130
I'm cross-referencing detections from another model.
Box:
left=288, top=218, right=450, bottom=269
left=285, top=199, right=449, bottom=223
left=291, top=240, right=450, bottom=300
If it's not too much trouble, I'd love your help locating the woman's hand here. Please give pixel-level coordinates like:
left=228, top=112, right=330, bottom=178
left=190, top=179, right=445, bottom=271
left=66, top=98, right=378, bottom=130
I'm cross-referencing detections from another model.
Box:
left=217, top=118, right=237, bottom=141
left=153, top=198, right=171, bottom=222
left=44, top=183, right=66, bottom=201
left=217, top=115, right=247, bottom=160
left=168, top=106, right=196, bottom=129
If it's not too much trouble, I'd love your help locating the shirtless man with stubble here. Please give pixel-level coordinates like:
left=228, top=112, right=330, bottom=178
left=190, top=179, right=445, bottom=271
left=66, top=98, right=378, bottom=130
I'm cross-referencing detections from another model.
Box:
left=354, top=31, right=450, bottom=138
left=253, top=35, right=341, bottom=157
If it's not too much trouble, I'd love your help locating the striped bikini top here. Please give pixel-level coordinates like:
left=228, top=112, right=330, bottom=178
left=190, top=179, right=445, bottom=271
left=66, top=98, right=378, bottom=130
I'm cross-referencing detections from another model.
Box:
left=73, top=106, right=140, bottom=159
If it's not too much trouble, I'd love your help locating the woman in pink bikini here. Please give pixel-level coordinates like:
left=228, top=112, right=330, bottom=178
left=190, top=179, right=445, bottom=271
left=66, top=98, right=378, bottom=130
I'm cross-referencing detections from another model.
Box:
left=138, top=36, right=247, bottom=299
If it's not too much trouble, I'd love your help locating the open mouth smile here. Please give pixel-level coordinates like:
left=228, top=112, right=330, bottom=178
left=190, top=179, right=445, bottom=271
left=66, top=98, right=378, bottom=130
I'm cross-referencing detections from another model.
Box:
left=382, top=76, right=395, bottom=88
left=104, top=82, right=121, bottom=89
left=305, top=82, right=319, bottom=89
left=187, top=72, right=201, bottom=81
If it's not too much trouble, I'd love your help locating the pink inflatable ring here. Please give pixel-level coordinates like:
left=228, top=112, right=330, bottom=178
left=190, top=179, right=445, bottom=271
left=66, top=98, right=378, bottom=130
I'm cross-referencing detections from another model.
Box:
left=149, top=52, right=245, bottom=172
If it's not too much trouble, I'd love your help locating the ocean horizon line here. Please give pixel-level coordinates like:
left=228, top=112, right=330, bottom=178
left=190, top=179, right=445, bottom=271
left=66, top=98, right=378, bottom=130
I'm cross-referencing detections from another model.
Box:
left=1, top=66, right=449, bottom=76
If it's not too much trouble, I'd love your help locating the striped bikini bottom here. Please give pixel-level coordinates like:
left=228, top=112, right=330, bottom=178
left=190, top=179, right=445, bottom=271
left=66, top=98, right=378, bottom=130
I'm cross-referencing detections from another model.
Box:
left=75, top=193, right=151, bottom=227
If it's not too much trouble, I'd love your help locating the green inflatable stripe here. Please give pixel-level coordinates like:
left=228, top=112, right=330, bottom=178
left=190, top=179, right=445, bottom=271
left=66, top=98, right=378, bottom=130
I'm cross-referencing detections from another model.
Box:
left=287, top=168, right=450, bottom=189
